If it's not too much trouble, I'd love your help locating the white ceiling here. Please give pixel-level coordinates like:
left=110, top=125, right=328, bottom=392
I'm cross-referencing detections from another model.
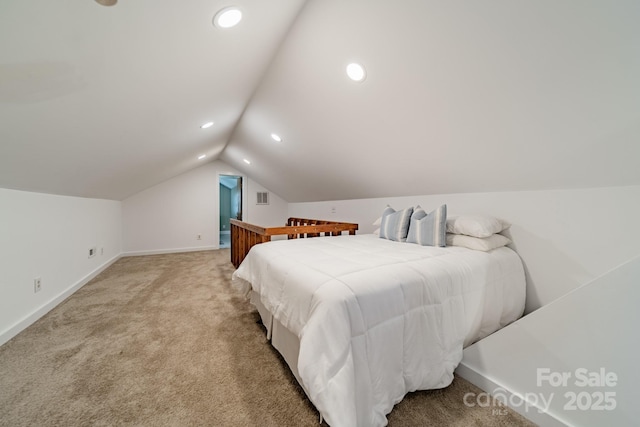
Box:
left=2, top=0, right=639, bottom=202
left=0, top=0, right=305, bottom=199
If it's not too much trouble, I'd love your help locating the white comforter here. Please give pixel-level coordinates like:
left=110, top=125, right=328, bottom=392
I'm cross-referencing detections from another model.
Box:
left=232, top=234, right=525, bottom=427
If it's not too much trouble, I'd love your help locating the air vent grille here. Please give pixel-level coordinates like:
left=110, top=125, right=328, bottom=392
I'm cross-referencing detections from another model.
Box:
left=257, top=192, right=269, bottom=205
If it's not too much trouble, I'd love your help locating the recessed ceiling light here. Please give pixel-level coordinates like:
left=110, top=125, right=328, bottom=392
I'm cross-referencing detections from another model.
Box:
left=214, top=7, right=242, bottom=29
left=243, top=158, right=251, bottom=165
left=200, top=121, right=214, bottom=129
left=346, top=63, right=366, bottom=82
left=198, top=154, right=207, bottom=160
left=95, top=0, right=117, bottom=6
left=270, top=133, right=282, bottom=142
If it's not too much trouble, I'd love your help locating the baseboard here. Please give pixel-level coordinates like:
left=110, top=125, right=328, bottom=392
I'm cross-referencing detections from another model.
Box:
left=0, top=253, right=122, bottom=347
left=122, top=246, right=218, bottom=257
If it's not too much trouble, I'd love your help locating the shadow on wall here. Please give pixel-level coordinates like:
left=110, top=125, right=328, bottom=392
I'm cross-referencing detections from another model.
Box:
left=505, top=227, right=589, bottom=314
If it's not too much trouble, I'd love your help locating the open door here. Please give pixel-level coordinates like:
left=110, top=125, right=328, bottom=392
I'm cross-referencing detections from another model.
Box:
left=219, top=175, right=243, bottom=248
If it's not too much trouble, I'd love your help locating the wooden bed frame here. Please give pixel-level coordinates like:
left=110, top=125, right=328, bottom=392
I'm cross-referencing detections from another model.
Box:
left=230, top=217, right=359, bottom=268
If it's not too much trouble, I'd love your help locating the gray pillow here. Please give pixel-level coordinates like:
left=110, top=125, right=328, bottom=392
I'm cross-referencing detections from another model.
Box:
left=406, top=204, right=447, bottom=247
left=379, top=206, right=413, bottom=242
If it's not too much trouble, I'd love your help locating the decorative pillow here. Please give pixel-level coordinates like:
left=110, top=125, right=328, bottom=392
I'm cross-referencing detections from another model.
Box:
left=379, top=206, right=413, bottom=242
left=372, top=217, right=382, bottom=227
left=446, top=233, right=511, bottom=251
left=446, top=215, right=511, bottom=238
left=406, top=204, right=447, bottom=247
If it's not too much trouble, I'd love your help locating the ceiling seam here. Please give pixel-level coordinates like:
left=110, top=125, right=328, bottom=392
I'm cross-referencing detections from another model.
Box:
left=219, top=0, right=312, bottom=155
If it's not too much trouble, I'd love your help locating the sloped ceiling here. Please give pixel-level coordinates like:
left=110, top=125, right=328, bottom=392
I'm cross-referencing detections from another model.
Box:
left=0, top=0, right=305, bottom=200
left=2, top=0, right=639, bottom=202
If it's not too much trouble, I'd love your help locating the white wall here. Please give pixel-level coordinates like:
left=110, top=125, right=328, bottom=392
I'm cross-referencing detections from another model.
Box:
left=122, top=160, right=288, bottom=255
left=0, top=188, right=122, bottom=345
left=289, top=185, right=640, bottom=313
left=246, top=176, right=290, bottom=227
left=457, top=255, right=640, bottom=426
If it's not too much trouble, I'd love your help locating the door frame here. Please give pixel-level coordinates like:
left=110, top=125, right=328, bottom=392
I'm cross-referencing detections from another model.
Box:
left=216, top=172, right=248, bottom=249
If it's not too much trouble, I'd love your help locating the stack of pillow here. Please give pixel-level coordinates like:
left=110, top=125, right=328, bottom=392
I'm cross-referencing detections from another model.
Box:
left=445, top=215, right=511, bottom=251
left=373, top=205, right=512, bottom=251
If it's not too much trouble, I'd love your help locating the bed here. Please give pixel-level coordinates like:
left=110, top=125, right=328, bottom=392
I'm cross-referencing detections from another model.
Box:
left=232, top=230, right=526, bottom=427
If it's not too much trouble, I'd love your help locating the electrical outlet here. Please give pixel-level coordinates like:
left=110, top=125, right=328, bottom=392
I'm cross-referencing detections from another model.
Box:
left=331, top=207, right=337, bottom=214
left=88, top=247, right=96, bottom=258
left=34, top=277, right=42, bottom=293
left=197, top=234, right=202, bottom=240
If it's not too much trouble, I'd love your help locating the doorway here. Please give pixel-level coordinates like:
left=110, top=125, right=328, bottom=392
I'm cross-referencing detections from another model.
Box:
left=219, top=175, right=243, bottom=248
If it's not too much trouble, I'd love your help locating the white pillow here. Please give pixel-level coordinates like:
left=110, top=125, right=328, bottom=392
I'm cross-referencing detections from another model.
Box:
left=446, top=233, right=511, bottom=251
left=446, top=215, right=511, bottom=238
left=373, top=217, right=382, bottom=227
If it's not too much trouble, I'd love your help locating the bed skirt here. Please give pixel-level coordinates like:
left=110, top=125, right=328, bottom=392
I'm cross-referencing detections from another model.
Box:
left=251, top=291, right=306, bottom=390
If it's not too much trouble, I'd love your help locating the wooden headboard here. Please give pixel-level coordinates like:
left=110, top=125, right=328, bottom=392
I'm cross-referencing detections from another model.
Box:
left=229, top=218, right=358, bottom=268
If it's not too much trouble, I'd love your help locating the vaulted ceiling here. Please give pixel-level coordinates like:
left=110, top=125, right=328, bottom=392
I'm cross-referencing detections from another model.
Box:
left=2, top=0, right=639, bottom=202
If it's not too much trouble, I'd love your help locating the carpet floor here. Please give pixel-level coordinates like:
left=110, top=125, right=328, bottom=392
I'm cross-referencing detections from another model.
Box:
left=0, top=249, right=536, bottom=426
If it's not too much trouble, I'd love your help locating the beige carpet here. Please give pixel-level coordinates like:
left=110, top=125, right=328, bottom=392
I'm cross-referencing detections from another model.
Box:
left=0, top=250, right=536, bottom=426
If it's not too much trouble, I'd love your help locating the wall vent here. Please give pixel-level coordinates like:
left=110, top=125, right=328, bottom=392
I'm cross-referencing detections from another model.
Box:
left=256, top=191, right=269, bottom=205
